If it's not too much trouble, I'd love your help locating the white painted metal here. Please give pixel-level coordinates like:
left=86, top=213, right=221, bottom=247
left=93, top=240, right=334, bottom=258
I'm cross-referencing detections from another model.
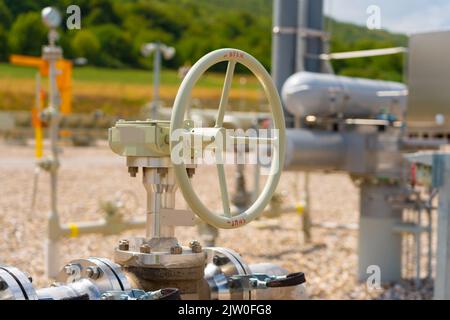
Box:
left=358, top=183, right=403, bottom=282
left=170, top=48, right=286, bottom=229
left=282, top=71, right=407, bottom=119
left=42, top=16, right=63, bottom=278
left=320, top=47, right=407, bottom=60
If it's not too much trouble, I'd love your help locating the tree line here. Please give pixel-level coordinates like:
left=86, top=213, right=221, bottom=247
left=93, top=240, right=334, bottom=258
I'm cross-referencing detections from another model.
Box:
left=0, top=0, right=407, bottom=81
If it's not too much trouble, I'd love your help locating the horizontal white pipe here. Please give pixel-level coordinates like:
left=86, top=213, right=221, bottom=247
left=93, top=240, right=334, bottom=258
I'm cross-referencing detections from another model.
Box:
left=320, top=47, right=407, bottom=60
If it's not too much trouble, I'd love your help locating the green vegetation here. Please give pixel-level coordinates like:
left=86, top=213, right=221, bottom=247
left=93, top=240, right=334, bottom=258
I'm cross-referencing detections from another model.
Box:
left=0, top=63, right=261, bottom=89
left=0, top=0, right=407, bottom=82
left=326, top=18, right=407, bottom=82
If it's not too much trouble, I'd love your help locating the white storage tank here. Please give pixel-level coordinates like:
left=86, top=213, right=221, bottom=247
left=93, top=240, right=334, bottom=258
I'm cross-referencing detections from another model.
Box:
left=281, top=71, right=407, bottom=120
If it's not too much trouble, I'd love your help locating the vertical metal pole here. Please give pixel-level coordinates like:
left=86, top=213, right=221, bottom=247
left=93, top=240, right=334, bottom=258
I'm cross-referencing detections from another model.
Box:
left=31, top=72, right=42, bottom=216
left=49, top=49, right=59, bottom=218
left=296, top=0, right=308, bottom=72
left=152, top=44, right=161, bottom=120
left=427, top=203, right=433, bottom=279
left=302, top=172, right=312, bottom=243
left=415, top=209, right=422, bottom=287
left=34, top=72, right=44, bottom=159
left=44, top=29, right=63, bottom=279
left=252, top=163, right=261, bottom=203
left=434, top=154, right=450, bottom=299
left=272, top=0, right=298, bottom=128
left=358, top=182, right=403, bottom=282
left=304, top=0, right=324, bottom=73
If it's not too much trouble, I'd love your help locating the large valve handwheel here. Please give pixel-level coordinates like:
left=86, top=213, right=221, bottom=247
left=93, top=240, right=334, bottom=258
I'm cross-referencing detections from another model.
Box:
left=170, top=48, right=285, bottom=229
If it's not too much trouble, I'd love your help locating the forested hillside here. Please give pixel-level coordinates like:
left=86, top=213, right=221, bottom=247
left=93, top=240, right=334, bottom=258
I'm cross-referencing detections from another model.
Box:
left=0, top=0, right=407, bottom=81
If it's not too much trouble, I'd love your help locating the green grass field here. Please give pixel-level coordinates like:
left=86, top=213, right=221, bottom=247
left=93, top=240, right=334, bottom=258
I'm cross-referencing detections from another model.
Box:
left=0, top=62, right=186, bottom=85
left=0, top=63, right=262, bottom=116
left=0, top=63, right=260, bottom=88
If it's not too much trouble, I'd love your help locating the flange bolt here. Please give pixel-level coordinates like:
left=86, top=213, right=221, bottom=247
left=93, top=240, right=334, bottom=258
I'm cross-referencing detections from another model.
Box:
left=64, top=263, right=81, bottom=276
left=189, top=240, right=202, bottom=253
left=118, top=239, right=129, bottom=251
left=128, top=167, right=138, bottom=178
left=170, top=244, right=183, bottom=255
left=140, top=243, right=152, bottom=254
left=86, top=266, right=101, bottom=280
left=213, top=255, right=230, bottom=266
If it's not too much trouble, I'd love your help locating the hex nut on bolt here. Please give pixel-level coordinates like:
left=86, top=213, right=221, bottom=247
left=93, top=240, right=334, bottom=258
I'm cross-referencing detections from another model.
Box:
left=128, top=167, right=138, bottom=177
left=213, top=255, right=230, bottom=266
left=170, top=245, right=183, bottom=255
left=140, top=243, right=152, bottom=254
left=189, top=240, right=202, bottom=253
left=64, top=264, right=76, bottom=276
left=118, top=240, right=129, bottom=251
left=86, top=266, right=101, bottom=280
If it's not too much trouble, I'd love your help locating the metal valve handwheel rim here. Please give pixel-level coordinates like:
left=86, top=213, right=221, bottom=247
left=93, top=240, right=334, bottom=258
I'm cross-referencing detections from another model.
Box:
left=170, top=48, right=286, bottom=229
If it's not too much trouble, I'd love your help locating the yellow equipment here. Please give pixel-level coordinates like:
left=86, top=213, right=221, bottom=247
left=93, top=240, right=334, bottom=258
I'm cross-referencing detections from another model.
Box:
left=10, top=54, right=73, bottom=115
left=9, top=54, right=73, bottom=157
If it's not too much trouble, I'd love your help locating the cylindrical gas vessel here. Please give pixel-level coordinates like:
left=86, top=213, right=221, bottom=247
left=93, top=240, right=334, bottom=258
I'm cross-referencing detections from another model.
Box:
left=281, top=71, right=407, bottom=120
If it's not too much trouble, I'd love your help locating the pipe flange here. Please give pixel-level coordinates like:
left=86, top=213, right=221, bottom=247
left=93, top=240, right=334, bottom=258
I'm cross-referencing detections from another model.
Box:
left=115, top=238, right=206, bottom=269
left=57, top=258, right=130, bottom=293
left=0, top=265, right=38, bottom=300
left=115, top=247, right=206, bottom=269
left=126, top=156, right=197, bottom=169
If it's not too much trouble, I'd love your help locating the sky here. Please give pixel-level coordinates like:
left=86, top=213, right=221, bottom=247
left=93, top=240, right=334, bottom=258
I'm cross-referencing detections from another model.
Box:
left=324, top=0, right=450, bottom=35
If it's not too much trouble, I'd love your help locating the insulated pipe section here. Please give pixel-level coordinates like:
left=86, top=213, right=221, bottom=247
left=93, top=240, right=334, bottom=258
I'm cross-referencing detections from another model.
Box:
left=284, top=128, right=346, bottom=171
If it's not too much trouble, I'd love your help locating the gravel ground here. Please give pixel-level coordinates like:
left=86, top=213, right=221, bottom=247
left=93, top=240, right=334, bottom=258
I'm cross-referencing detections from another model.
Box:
left=0, top=140, right=434, bottom=299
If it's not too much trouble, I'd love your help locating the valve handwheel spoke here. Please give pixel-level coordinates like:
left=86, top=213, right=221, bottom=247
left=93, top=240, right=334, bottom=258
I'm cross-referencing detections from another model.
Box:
left=215, top=60, right=236, bottom=128
left=216, top=163, right=231, bottom=217
left=215, top=60, right=236, bottom=217
left=170, top=48, right=286, bottom=229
